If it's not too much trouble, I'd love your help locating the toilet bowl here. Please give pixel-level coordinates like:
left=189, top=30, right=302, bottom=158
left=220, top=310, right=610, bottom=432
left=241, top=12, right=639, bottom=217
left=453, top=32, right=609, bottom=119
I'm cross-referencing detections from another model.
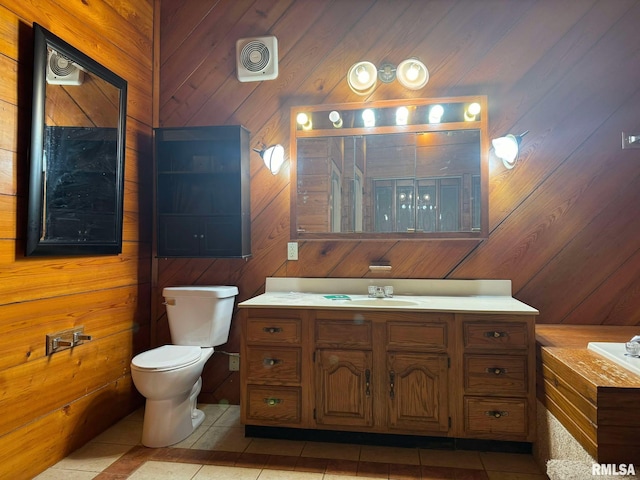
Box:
left=131, top=345, right=213, bottom=447
left=131, top=286, right=238, bottom=447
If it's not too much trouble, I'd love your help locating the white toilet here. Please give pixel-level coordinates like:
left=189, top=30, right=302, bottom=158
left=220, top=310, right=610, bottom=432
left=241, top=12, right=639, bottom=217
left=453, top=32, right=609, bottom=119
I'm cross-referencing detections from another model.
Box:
left=130, top=285, right=238, bottom=447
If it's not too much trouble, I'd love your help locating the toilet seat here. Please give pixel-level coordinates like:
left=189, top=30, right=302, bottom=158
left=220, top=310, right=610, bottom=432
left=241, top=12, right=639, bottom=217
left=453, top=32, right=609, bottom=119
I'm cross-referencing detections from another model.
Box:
left=131, top=345, right=202, bottom=372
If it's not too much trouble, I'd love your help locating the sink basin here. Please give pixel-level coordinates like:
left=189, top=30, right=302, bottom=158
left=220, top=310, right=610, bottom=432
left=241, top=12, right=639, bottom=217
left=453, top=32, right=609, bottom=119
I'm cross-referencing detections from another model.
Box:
left=347, top=298, right=420, bottom=307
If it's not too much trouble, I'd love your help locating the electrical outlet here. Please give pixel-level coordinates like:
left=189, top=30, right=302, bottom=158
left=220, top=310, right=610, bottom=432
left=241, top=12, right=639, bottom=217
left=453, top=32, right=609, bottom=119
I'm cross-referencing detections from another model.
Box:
left=229, top=354, right=240, bottom=371
left=287, top=241, right=298, bottom=260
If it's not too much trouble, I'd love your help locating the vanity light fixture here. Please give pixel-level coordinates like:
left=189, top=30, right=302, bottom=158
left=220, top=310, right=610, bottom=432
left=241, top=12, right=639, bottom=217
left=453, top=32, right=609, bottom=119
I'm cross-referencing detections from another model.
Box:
left=464, top=102, right=481, bottom=121
left=296, top=112, right=312, bottom=130
left=428, top=104, right=444, bottom=124
left=329, top=110, right=343, bottom=128
left=255, top=144, right=285, bottom=175
left=362, top=108, right=376, bottom=127
left=347, top=60, right=377, bottom=95
left=347, top=58, right=429, bottom=94
left=492, top=131, right=528, bottom=169
left=396, top=58, right=429, bottom=90
left=395, top=106, right=409, bottom=126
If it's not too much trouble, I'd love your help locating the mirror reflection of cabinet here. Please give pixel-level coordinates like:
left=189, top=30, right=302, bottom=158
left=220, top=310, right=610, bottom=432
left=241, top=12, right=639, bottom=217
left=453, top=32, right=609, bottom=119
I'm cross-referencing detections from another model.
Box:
left=291, top=96, right=488, bottom=240
left=155, top=126, right=251, bottom=258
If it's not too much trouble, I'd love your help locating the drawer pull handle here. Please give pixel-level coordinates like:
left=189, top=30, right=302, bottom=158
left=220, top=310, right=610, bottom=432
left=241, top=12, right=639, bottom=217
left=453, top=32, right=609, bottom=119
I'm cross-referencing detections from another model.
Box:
left=389, top=371, right=395, bottom=400
left=263, top=358, right=282, bottom=366
left=263, top=327, right=283, bottom=334
left=486, top=410, right=509, bottom=418
left=485, top=331, right=508, bottom=339
left=486, top=367, right=507, bottom=375
left=264, top=398, right=282, bottom=406
left=365, top=369, right=371, bottom=397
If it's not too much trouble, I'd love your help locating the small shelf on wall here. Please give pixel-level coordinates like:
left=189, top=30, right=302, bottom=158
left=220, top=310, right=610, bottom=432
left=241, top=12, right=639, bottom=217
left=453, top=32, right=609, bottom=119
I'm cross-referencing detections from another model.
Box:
left=155, top=125, right=251, bottom=258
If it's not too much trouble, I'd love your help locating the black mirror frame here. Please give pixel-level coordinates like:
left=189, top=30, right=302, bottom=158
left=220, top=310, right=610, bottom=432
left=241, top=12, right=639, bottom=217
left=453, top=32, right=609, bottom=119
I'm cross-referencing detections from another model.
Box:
left=26, top=23, right=127, bottom=256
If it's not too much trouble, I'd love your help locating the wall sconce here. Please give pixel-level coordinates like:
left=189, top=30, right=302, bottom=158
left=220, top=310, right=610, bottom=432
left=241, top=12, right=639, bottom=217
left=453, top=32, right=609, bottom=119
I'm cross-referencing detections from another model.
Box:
left=492, top=131, right=528, bottom=169
left=347, top=58, right=429, bottom=95
left=255, top=144, right=285, bottom=175
left=347, top=61, right=377, bottom=95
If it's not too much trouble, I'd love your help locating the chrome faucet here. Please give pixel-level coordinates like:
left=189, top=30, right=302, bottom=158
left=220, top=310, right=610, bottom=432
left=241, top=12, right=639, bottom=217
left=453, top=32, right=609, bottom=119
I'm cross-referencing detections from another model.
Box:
left=368, top=285, right=394, bottom=298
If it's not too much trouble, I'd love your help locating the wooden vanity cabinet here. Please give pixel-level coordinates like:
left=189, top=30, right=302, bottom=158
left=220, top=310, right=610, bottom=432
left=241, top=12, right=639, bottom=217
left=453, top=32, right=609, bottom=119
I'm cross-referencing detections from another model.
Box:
left=240, top=307, right=536, bottom=442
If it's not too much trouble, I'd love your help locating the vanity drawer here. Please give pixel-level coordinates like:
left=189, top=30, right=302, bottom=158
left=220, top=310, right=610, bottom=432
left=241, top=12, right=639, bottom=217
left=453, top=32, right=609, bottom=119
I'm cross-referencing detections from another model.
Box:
left=246, top=318, right=301, bottom=345
left=245, top=346, right=301, bottom=383
left=386, top=320, right=449, bottom=351
left=464, top=354, right=527, bottom=394
left=245, top=385, right=301, bottom=424
left=315, top=319, right=372, bottom=348
left=464, top=397, right=528, bottom=437
left=463, top=321, right=529, bottom=350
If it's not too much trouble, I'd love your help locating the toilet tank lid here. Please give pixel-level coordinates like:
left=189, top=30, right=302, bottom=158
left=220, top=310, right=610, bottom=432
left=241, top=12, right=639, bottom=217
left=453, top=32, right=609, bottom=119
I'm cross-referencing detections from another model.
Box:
left=163, top=286, right=239, bottom=298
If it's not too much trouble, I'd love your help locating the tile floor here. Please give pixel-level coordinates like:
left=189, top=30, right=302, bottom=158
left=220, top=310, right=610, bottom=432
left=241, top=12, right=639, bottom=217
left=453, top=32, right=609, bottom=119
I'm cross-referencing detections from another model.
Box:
left=34, top=404, right=549, bottom=479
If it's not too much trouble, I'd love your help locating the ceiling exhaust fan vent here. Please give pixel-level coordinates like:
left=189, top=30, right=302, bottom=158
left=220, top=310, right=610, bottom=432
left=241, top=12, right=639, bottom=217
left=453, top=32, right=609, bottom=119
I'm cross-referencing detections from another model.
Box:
left=236, top=36, right=278, bottom=82
left=46, top=50, right=84, bottom=85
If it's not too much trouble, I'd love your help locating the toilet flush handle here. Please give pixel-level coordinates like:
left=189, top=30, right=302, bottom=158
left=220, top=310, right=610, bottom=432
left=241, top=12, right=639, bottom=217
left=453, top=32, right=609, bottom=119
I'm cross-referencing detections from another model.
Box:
left=163, top=298, right=176, bottom=306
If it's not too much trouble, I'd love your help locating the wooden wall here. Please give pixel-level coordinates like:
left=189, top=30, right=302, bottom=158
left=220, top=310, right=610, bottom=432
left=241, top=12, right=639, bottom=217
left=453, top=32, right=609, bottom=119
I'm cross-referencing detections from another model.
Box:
left=0, top=1, right=154, bottom=477
left=157, top=0, right=640, bottom=406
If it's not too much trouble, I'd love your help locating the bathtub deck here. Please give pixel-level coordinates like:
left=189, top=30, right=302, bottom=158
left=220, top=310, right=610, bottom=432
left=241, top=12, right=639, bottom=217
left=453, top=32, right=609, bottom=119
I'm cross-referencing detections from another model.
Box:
left=535, top=325, right=640, bottom=464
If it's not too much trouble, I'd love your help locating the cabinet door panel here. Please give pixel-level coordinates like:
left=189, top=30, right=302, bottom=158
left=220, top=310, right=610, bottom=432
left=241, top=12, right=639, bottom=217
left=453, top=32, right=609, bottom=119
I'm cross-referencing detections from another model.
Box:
left=158, top=216, right=199, bottom=256
left=202, top=216, right=242, bottom=256
left=316, top=349, right=373, bottom=427
left=387, top=353, right=449, bottom=432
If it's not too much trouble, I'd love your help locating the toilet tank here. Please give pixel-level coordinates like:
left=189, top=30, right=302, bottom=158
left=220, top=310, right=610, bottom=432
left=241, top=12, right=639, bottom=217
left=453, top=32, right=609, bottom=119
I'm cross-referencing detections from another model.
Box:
left=163, top=286, right=238, bottom=347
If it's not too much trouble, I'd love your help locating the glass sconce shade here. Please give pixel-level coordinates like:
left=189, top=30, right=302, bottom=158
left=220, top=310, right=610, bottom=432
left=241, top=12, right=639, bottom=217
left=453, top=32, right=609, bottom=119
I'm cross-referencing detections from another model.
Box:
left=347, top=61, right=377, bottom=95
left=492, top=134, right=520, bottom=169
left=396, top=58, right=429, bottom=90
left=255, top=144, right=285, bottom=175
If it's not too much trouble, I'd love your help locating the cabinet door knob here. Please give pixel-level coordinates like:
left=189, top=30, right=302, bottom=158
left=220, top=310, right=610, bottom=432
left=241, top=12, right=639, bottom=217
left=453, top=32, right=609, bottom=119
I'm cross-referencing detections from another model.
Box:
left=389, top=371, right=395, bottom=400
left=365, top=369, right=371, bottom=397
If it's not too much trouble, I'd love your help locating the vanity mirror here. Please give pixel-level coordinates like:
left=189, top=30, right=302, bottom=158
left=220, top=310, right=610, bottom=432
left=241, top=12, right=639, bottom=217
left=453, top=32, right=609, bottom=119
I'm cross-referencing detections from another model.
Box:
left=26, top=24, right=127, bottom=255
left=290, top=96, right=488, bottom=240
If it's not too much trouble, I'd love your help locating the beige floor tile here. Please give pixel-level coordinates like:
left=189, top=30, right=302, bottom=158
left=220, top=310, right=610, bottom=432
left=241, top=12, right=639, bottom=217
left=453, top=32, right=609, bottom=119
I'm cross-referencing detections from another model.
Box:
left=244, top=437, right=306, bottom=456
left=300, top=442, right=361, bottom=461
left=359, top=445, right=420, bottom=465
left=199, top=403, right=230, bottom=426
left=49, top=441, right=132, bottom=472
left=191, top=425, right=252, bottom=452
left=255, top=469, right=325, bottom=480
left=128, top=460, right=203, bottom=479
left=33, top=470, right=98, bottom=480
left=480, top=452, right=544, bottom=474
left=214, top=405, right=242, bottom=427
left=92, top=418, right=143, bottom=445
left=170, top=421, right=211, bottom=448
left=419, top=449, right=484, bottom=469
left=194, top=464, right=261, bottom=479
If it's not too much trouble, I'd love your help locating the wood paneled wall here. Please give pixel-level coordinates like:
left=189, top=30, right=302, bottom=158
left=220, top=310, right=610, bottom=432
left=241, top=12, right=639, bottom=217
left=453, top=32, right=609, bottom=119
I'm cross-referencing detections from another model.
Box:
left=157, top=0, right=640, bottom=405
left=0, top=1, right=154, bottom=477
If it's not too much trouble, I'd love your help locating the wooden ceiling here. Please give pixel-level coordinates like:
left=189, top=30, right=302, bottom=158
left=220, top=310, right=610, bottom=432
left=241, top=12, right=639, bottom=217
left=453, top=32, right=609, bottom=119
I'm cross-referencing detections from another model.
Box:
left=157, top=0, right=640, bottom=328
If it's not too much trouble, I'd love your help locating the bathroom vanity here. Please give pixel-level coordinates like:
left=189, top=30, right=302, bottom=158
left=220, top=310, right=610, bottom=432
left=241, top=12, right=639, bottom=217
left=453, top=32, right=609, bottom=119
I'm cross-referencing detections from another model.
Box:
left=238, top=278, right=538, bottom=443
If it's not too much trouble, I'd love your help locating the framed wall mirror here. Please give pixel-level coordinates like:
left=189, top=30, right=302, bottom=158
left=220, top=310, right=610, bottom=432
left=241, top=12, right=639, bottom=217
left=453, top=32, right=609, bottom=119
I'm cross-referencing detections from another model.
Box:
left=290, top=96, right=488, bottom=240
left=26, top=23, right=127, bottom=256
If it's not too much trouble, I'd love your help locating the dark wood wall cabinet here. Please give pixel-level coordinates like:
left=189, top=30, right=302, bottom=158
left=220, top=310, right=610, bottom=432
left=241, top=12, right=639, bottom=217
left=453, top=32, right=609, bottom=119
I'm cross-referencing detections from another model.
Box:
left=155, top=126, right=251, bottom=258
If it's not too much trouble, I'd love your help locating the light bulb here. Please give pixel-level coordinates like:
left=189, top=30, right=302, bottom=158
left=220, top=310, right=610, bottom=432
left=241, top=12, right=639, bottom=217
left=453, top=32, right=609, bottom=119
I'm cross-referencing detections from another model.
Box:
left=406, top=63, right=420, bottom=81
left=429, top=105, right=444, bottom=123
left=356, top=66, right=370, bottom=84
left=362, top=108, right=375, bottom=127
left=329, top=110, right=343, bottom=128
left=395, top=106, right=409, bottom=126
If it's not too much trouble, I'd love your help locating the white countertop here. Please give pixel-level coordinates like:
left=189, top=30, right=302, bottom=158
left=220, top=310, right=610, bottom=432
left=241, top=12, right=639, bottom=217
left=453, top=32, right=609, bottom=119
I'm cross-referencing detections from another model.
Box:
left=238, top=278, right=538, bottom=315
